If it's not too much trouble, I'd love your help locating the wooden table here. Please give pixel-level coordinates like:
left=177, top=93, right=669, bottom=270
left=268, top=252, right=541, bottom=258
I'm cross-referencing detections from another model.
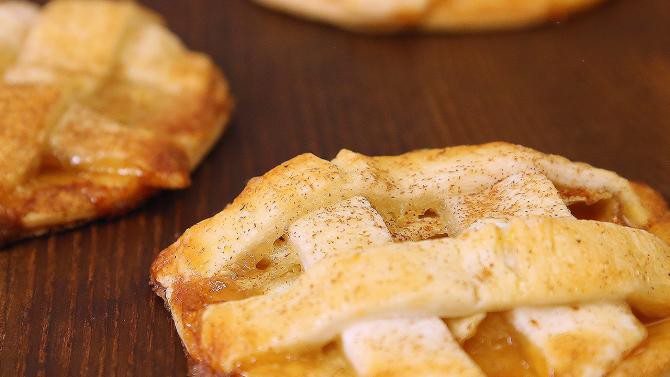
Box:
left=1, top=0, right=669, bottom=375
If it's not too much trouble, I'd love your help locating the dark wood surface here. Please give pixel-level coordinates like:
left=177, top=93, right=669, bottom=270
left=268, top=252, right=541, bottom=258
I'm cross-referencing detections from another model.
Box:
left=2, top=0, right=669, bottom=375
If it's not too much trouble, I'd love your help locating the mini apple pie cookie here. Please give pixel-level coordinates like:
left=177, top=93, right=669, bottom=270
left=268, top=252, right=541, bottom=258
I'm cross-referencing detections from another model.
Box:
left=151, top=142, right=670, bottom=377
left=252, top=0, right=606, bottom=32
left=0, top=1, right=233, bottom=244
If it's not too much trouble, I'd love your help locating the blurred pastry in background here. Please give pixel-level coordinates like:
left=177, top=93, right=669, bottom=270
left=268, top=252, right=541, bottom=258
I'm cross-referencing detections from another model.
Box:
left=0, top=0, right=233, bottom=245
left=252, top=0, right=606, bottom=32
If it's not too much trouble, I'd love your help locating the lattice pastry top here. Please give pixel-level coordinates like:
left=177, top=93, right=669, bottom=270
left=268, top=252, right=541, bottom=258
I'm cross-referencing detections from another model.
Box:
left=151, top=142, right=670, bottom=377
left=0, top=0, right=232, bottom=244
left=252, top=0, right=606, bottom=32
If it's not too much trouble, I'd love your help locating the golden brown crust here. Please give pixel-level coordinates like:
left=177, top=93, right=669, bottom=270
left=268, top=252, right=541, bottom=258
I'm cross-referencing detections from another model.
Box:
left=151, top=142, right=670, bottom=376
left=0, top=1, right=233, bottom=245
left=252, top=0, right=606, bottom=33
left=632, top=182, right=670, bottom=245
left=606, top=185, right=670, bottom=377
left=609, top=319, right=670, bottom=377
left=200, top=219, right=670, bottom=370
left=0, top=84, right=61, bottom=189
left=0, top=171, right=154, bottom=244
left=152, top=142, right=651, bottom=287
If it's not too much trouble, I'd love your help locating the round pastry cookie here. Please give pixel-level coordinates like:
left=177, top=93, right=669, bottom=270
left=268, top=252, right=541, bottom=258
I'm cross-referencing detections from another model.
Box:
left=0, top=0, right=233, bottom=245
left=151, top=142, right=670, bottom=377
left=252, top=0, right=607, bottom=32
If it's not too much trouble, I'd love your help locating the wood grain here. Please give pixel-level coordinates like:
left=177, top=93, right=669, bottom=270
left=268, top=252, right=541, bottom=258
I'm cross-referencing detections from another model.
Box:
left=1, top=0, right=669, bottom=375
